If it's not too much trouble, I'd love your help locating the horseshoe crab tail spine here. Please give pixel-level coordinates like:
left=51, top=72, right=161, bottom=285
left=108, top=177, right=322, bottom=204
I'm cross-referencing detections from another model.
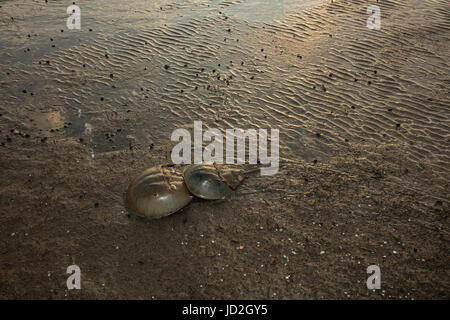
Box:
left=243, top=168, right=261, bottom=175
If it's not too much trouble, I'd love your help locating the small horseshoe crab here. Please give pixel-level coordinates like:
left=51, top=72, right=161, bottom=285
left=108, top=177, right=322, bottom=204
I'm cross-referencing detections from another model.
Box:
left=125, top=164, right=193, bottom=219
left=183, top=163, right=259, bottom=200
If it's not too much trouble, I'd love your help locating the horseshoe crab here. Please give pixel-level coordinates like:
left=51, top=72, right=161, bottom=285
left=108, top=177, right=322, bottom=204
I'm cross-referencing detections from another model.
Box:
left=125, top=164, right=193, bottom=219
left=183, top=163, right=259, bottom=200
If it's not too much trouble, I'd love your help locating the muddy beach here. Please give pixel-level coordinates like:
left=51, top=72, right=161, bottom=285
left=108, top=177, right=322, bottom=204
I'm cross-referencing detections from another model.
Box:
left=0, top=0, right=449, bottom=299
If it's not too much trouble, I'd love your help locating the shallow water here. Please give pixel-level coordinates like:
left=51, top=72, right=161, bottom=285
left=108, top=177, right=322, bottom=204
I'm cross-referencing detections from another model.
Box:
left=0, top=0, right=449, bottom=177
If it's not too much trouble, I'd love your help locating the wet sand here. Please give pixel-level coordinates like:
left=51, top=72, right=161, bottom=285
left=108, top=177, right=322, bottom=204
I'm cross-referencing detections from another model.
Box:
left=0, top=0, right=449, bottom=299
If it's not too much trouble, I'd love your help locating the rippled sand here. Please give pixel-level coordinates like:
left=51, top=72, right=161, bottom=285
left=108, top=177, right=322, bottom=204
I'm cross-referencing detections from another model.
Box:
left=0, top=0, right=449, bottom=299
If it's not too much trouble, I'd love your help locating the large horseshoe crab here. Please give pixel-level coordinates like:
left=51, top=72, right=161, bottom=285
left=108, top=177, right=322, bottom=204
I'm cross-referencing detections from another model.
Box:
left=183, top=163, right=259, bottom=200
left=125, top=164, right=193, bottom=219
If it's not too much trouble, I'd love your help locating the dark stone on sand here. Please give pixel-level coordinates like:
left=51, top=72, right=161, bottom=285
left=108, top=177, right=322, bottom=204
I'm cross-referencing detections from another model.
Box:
left=6, top=136, right=12, bottom=142
left=351, top=105, right=356, bottom=109
left=89, top=29, right=93, bottom=32
left=396, top=123, right=401, bottom=128
left=105, top=54, right=109, bottom=58
left=100, top=97, right=104, bottom=101
left=388, top=108, right=393, bottom=112
left=329, top=73, right=333, bottom=77
left=354, top=79, right=358, bottom=82
left=110, top=73, right=113, bottom=78
left=61, top=30, right=64, bottom=32
left=94, top=202, right=99, bottom=208
left=250, top=76, right=254, bottom=80
left=164, top=64, right=169, bottom=70
left=313, top=159, right=318, bottom=164
left=79, top=138, right=84, bottom=142
left=368, top=81, right=371, bottom=85
left=22, top=89, right=27, bottom=93
left=41, top=137, right=47, bottom=142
